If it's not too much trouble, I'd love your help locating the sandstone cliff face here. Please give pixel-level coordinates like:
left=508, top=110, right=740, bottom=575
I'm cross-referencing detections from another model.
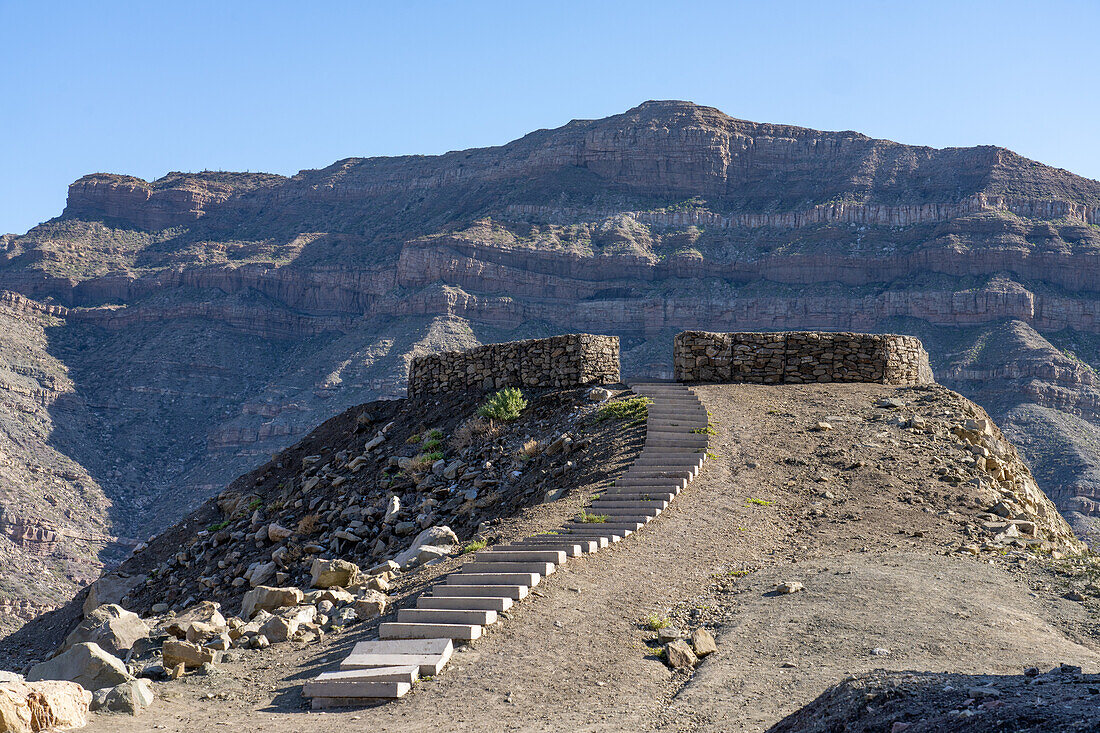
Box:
left=4, top=101, right=1100, bottom=625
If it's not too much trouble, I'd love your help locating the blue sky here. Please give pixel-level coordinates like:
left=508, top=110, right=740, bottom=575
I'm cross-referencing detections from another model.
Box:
left=2, top=0, right=1098, bottom=235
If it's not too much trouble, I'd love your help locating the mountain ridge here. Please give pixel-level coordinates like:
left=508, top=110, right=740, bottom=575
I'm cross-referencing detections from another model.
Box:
left=3, top=100, right=1100, bottom=630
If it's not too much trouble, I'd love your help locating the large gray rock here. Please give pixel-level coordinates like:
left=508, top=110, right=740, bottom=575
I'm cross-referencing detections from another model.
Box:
left=90, top=679, right=154, bottom=715
left=82, top=573, right=146, bottom=618
left=27, top=643, right=133, bottom=691
left=394, top=526, right=458, bottom=568
left=164, top=601, right=226, bottom=639
left=62, top=604, right=149, bottom=657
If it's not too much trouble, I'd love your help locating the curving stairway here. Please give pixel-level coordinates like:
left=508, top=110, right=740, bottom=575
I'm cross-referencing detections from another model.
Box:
left=303, top=382, right=709, bottom=706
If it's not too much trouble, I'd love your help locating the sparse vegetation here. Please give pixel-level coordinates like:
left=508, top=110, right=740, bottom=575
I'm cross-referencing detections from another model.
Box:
left=461, top=539, right=488, bottom=554
left=746, top=498, right=773, bottom=506
left=514, top=438, right=543, bottom=462
left=450, top=417, right=497, bottom=450
left=478, top=387, right=528, bottom=421
left=296, top=513, right=321, bottom=535
left=208, top=520, right=229, bottom=532
left=597, top=396, right=651, bottom=426
left=579, top=510, right=609, bottom=523
left=644, top=614, right=672, bottom=631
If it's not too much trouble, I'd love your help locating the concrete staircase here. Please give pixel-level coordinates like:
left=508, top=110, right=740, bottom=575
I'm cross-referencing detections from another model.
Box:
left=303, top=382, right=709, bottom=707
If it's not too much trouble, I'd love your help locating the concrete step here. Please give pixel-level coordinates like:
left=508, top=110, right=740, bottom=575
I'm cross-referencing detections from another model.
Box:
left=341, top=639, right=453, bottom=676
left=460, top=561, right=555, bottom=576
left=491, top=542, right=586, bottom=557
left=614, top=477, right=688, bottom=488
left=512, top=537, right=608, bottom=550
left=379, top=622, right=482, bottom=641
left=564, top=521, right=642, bottom=532
left=646, top=437, right=709, bottom=447
left=597, top=491, right=676, bottom=502
left=486, top=542, right=587, bottom=557
left=417, top=595, right=512, bottom=612
left=559, top=529, right=631, bottom=541
left=304, top=666, right=419, bottom=698
left=309, top=684, right=413, bottom=706
left=433, top=584, right=528, bottom=600
left=475, top=550, right=567, bottom=563
left=446, top=572, right=540, bottom=587
left=621, top=469, right=695, bottom=480
left=398, top=608, right=497, bottom=625
left=589, top=499, right=668, bottom=511
left=579, top=513, right=656, bottom=524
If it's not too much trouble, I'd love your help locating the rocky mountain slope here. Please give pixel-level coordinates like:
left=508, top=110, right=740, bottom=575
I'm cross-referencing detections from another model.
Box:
left=2, top=100, right=1100, bottom=623
left=13, top=381, right=1100, bottom=731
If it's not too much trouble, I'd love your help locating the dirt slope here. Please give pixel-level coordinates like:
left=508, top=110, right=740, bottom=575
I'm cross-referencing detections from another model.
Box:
left=75, top=383, right=1100, bottom=732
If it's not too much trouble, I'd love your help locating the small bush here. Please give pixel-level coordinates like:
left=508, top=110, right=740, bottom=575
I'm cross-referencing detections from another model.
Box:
left=208, top=520, right=229, bottom=532
left=578, top=511, right=609, bottom=523
left=597, top=396, right=651, bottom=425
left=451, top=417, right=498, bottom=450
left=514, top=438, right=543, bottom=462
left=746, top=498, right=773, bottom=506
left=423, top=438, right=442, bottom=451
left=478, top=387, right=528, bottom=421
left=247, top=498, right=263, bottom=510
left=424, top=451, right=445, bottom=462
left=644, top=614, right=671, bottom=631
left=427, top=429, right=444, bottom=440
left=406, top=433, right=422, bottom=444
left=296, top=514, right=321, bottom=535
left=461, top=539, right=488, bottom=554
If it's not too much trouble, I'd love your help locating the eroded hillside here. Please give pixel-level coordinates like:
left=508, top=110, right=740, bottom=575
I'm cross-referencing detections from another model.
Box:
left=3, top=100, right=1100, bottom=623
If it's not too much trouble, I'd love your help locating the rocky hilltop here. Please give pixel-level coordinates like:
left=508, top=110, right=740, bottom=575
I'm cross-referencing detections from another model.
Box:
left=2, top=101, right=1100, bottom=623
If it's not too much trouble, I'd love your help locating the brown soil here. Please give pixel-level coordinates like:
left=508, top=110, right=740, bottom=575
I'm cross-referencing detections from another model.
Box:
left=81, top=383, right=1100, bottom=732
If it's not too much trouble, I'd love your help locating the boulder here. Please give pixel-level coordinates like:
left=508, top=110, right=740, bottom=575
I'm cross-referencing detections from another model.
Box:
left=267, top=523, right=292, bottom=542
left=259, top=606, right=317, bottom=643
left=161, top=640, right=219, bottom=669
left=352, top=591, right=388, bottom=620
left=240, top=586, right=303, bottom=619
left=0, top=680, right=91, bottom=732
left=691, top=628, right=717, bottom=657
left=81, top=574, right=146, bottom=618
left=664, top=639, right=698, bottom=671
left=165, top=601, right=226, bottom=639
left=302, top=588, right=353, bottom=605
left=27, top=643, right=132, bottom=691
left=89, top=679, right=154, bottom=715
left=310, top=559, right=362, bottom=589
left=394, top=526, right=458, bottom=568
left=248, top=562, right=277, bottom=587
left=61, top=604, right=148, bottom=658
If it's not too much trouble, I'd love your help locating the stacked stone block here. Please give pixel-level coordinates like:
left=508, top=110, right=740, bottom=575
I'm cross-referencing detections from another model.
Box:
left=674, top=331, right=933, bottom=386
left=408, top=334, right=620, bottom=397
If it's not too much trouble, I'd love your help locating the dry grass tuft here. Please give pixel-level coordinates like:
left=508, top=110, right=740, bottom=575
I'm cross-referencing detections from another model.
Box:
left=296, top=513, right=321, bottom=535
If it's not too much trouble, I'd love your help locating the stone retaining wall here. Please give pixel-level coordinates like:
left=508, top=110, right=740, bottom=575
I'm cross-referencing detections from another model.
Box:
left=408, top=334, right=620, bottom=397
left=673, top=331, right=933, bottom=385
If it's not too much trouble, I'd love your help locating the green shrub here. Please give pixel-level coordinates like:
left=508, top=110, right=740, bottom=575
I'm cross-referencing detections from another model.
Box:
left=578, top=511, right=608, bottom=523
left=461, top=539, right=488, bottom=554
left=597, top=396, right=651, bottom=425
left=644, top=614, right=671, bottom=631
left=477, top=387, right=527, bottom=421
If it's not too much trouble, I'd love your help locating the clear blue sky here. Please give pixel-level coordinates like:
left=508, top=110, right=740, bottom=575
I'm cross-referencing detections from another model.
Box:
left=2, top=0, right=1098, bottom=235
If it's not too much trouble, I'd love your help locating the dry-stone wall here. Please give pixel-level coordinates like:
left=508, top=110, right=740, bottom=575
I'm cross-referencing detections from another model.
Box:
left=408, top=334, right=620, bottom=397
left=674, top=331, right=933, bottom=385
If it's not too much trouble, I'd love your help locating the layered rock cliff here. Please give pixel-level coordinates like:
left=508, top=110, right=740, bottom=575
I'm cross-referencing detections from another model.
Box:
left=3, top=100, right=1100, bottom=625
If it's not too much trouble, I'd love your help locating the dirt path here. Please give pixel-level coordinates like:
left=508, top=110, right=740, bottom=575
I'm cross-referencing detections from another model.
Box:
left=87, top=384, right=1100, bottom=732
